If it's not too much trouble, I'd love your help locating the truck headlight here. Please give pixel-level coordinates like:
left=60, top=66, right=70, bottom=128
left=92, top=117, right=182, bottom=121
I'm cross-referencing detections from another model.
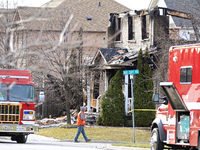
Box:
left=23, top=110, right=35, bottom=120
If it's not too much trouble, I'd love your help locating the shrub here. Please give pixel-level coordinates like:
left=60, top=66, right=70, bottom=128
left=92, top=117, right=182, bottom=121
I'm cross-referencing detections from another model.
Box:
left=96, top=115, right=103, bottom=126
left=133, top=48, right=155, bottom=127
left=101, top=70, right=126, bottom=126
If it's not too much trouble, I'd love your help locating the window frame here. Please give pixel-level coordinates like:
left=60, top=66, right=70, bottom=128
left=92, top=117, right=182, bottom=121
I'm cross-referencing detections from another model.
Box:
left=9, top=84, right=34, bottom=102
left=115, top=17, right=121, bottom=41
left=180, top=66, right=193, bottom=84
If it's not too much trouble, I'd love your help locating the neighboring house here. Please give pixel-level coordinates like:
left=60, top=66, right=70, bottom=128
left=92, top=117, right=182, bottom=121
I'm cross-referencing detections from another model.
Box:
left=88, top=8, right=169, bottom=115
left=0, top=0, right=130, bottom=117
left=148, top=0, right=200, bottom=40
left=13, top=0, right=131, bottom=66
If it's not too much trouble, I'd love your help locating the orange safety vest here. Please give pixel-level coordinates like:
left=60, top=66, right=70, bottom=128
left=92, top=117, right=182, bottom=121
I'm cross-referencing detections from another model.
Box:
left=77, top=111, right=86, bottom=126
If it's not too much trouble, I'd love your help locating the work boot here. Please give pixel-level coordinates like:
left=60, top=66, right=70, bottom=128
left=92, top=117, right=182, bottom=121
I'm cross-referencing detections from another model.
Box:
left=86, top=139, right=91, bottom=143
left=74, top=140, right=80, bottom=143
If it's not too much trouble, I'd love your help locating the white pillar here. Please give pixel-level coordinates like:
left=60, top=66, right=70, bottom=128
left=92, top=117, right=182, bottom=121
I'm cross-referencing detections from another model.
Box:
left=105, top=70, right=108, bottom=91
left=87, top=73, right=91, bottom=112
left=97, top=98, right=99, bottom=113
left=125, top=75, right=129, bottom=115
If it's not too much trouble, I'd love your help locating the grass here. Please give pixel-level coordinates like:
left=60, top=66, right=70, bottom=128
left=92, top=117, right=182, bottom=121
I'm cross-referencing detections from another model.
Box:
left=112, top=143, right=150, bottom=148
left=36, top=126, right=151, bottom=148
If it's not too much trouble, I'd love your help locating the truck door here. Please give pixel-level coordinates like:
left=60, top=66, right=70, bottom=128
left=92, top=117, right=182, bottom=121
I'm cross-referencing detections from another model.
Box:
left=160, top=82, right=190, bottom=144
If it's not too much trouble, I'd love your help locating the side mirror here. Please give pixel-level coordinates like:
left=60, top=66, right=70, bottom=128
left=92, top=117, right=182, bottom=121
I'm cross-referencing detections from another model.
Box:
left=160, top=96, right=168, bottom=105
left=153, top=94, right=168, bottom=105
left=153, top=93, right=159, bottom=104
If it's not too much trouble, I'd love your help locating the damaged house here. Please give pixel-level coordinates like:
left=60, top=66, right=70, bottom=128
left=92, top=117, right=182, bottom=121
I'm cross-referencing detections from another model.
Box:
left=149, top=0, right=200, bottom=40
left=87, top=8, right=169, bottom=115
left=87, top=0, right=200, bottom=117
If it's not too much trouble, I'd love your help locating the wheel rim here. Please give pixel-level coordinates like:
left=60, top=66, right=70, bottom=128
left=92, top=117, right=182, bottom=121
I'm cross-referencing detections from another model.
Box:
left=25, top=135, right=28, bottom=141
left=150, top=132, right=157, bottom=150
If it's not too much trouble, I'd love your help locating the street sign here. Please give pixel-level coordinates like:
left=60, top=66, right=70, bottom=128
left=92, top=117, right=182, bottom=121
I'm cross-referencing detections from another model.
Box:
left=123, top=69, right=139, bottom=143
left=123, top=69, right=139, bottom=75
left=130, top=74, right=134, bottom=79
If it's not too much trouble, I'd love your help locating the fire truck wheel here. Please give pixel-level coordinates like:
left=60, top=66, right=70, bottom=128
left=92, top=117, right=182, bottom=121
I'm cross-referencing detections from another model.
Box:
left=198, top=135, right=200, bottom=150
left=16, top=135, right=28, bottom=143
left=150, top=128, right=164, bottom=150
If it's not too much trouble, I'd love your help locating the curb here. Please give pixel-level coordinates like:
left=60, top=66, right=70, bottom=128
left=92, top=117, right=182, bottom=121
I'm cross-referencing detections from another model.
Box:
left=60, top=139, right=150, bottom=149
left=60, top=139, right=128, bottom=143
left=107, top=145, right=150, bottom=150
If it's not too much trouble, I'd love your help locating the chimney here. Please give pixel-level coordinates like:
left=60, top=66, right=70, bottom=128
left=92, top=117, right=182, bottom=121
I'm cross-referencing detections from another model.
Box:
left=98, top=2, right=102, bottom=7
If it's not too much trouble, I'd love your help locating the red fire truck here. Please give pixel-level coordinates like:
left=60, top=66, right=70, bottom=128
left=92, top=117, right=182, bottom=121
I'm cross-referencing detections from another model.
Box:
left=150, top=43, right=200, bottom=150
left=0, top=69, right=39, bottom=143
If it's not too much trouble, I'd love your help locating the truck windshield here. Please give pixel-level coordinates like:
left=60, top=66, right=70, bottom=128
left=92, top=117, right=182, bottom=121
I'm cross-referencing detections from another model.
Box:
left=0, top=84, right=8, bottom=101
left=9, top=85, right=34, bottom=102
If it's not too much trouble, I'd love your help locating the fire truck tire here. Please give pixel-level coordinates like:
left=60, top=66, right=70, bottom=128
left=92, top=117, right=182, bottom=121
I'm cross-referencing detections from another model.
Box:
left=198, top=135, right=200, bottom=150
left=150, top=128, right=164, bottom=150
left=16, top=135, right=28, bottom=143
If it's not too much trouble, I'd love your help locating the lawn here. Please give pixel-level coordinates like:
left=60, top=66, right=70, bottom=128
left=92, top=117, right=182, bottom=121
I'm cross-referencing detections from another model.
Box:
left=37, top=126, right=151, bottom=148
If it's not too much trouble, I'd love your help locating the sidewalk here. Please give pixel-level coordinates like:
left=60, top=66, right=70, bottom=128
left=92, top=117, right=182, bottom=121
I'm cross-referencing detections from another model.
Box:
left=61, top=139, right=150, bottom=150
left=107, top=145, right=150, bottom=150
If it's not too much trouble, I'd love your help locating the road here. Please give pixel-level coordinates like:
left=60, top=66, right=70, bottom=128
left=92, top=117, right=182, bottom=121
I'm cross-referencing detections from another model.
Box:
left=0, top=134, right=150, bottom=150
left=0, top=134, right=189, bottom=150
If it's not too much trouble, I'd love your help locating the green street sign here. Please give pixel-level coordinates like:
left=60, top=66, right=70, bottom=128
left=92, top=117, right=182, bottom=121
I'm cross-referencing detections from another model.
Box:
left=123, top=69, right=139, bottom=75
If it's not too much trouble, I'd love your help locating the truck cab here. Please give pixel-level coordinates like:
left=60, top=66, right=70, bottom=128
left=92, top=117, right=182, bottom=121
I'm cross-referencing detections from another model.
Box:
left=151, top=44, right=200, bottom=150
left=0, top=70, right=39, bottom=143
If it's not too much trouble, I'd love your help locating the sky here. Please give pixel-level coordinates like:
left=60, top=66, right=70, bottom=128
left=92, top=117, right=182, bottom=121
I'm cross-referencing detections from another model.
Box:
left=15, top=0, right=152, bottom=10
left=115, top=0, right=151, bottom=10
left=17, top=0, right=51, bottom=7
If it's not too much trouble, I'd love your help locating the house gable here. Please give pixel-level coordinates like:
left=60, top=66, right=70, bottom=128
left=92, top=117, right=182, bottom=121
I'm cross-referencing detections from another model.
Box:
left=91, top=48, right=131, bottom=69
left=91, top=50, right=107, bottom=67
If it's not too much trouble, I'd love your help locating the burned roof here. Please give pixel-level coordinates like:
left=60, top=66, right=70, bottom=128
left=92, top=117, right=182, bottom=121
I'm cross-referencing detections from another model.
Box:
left=91, top=46, right=158, bottom=69
left=99, top=48, right=128, bottom=63
left=164, top=0, right=200, bottom=27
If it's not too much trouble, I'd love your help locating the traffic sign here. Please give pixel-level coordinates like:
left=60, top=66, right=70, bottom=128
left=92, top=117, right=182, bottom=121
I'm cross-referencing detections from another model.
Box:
left=123, top=69, right=139, bottom=75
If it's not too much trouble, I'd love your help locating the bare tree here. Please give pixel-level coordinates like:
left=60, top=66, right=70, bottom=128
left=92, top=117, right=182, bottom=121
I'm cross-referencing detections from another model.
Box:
left=0, top=5, right=84, bottom=124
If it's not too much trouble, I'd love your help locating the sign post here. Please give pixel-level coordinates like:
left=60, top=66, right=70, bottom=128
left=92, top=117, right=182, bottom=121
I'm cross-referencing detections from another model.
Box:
left=123, top=69, right=139, bottom=143
left=131, top=76, right=135, bottom=143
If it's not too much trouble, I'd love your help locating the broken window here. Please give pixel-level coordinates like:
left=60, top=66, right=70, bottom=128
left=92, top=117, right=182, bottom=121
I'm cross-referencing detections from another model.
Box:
left=190, top=34, right=196, bottom=41
left=93, top=72, right=100, bottom=99
left=14, top=32, right=27, bottom=49
left=142, top=15, right=149, bottom=39
left=115, top=17, right=121, bottom=41
left=128, top=16, right=135, bottom=40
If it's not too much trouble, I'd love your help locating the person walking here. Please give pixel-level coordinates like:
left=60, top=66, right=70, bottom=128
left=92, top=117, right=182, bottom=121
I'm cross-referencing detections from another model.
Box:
left=74, top=106, right=91, bottom=142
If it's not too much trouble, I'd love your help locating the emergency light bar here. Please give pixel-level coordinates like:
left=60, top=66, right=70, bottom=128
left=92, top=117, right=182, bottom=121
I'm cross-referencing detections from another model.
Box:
left=0, top=75, right=29, bottom=79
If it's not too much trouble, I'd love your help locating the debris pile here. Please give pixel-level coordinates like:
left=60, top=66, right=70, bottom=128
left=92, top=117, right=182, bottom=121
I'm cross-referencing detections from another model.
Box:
left=36, top=115, right=76, bottom=128
left=36, top=116, right=67, bottom=126
left=35, top=109, right=98, bottom=128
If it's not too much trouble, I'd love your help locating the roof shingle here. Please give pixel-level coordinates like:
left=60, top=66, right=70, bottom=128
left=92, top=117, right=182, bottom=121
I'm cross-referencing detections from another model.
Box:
left=16, top=0, right=130, bottom=31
